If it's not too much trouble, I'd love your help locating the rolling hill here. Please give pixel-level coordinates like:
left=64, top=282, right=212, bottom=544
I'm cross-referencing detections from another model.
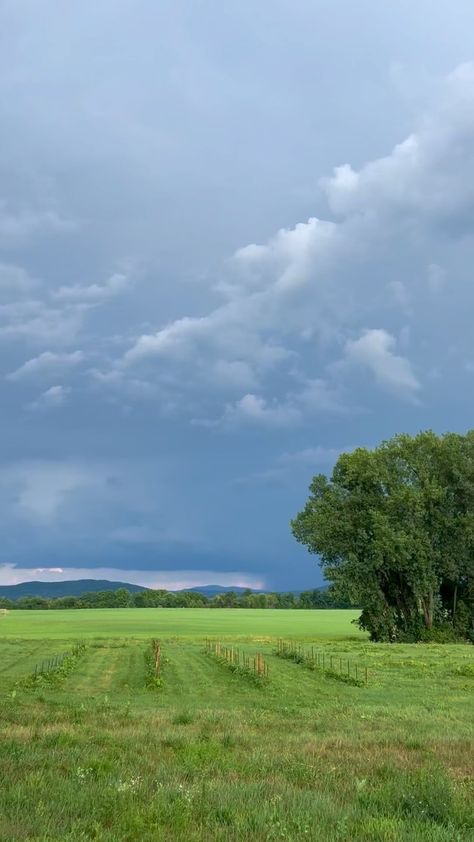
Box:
left=0, top=579, right=149, bottom=601
left=0, top=580, right=311, bottom=601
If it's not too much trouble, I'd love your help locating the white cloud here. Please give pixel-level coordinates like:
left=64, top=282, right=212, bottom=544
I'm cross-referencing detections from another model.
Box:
left=195, top=377, right=345, bottom=429
left=195, top=372, right=346, bottom=429
left=321, top=64, right=474, bottom=222
left=231, top=216, right=341, bottom=292
left=223, top=393, right=302, bottom=428
left=4, top=63, right=474, bottom=424
left=0, top=265, right=134, bottom=350
left=121, top=303, right=293, bottom=412
left=34, top=567, right=64, bottom=574
left=345, top=329, right=420, bottom=397
left=53, top=272, right=131, bottom=303
left=0, top=298, right=89, bottom=344
left=123, top=314, right=212, bottom=363
left=89, top=368, right=156, bottom=400
left=115, top=65, right=474, bottom=418
left=28, top=384, right=70, bottom=410
left=7, top=350, right=84, bottom=381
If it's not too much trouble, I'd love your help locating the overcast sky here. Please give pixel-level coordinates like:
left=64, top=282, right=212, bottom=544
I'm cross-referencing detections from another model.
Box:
left=1, top=1, right=474, bottom=590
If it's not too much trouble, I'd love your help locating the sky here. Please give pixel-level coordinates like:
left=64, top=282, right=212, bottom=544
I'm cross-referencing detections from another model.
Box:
left=1, top=1, right=474, bottom=591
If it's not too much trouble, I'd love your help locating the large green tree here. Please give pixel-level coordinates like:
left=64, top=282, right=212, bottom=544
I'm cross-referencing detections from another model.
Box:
left=291, top=431, right=474, bottom=642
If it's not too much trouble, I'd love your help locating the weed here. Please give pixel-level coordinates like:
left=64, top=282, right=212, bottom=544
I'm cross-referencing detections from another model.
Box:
left=172, top=711, right=194, bottom=725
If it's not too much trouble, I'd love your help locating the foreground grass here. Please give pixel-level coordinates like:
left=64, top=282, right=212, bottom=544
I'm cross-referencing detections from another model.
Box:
left=0, top=612, right=473, bottom=840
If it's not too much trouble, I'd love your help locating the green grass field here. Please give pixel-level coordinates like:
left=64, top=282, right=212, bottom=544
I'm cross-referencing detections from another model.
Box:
left=0, top=607, right=363, bottom=639
left=0, top=609, right=473, bottom=841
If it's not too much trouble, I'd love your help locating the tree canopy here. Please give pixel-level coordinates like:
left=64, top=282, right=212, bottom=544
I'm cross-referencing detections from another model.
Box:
left=291, top=430, right=474, bottom=642
left=0, top=586, right=350, bottom=611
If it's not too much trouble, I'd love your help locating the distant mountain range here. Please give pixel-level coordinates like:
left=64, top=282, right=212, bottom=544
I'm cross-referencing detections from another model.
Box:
left=0, top=579, right=148, bottom=601
left=0, top=579, right=310, bottom=601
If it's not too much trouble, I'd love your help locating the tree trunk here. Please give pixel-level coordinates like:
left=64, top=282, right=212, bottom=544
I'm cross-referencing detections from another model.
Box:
left=421, top=592, right=433, bottom=629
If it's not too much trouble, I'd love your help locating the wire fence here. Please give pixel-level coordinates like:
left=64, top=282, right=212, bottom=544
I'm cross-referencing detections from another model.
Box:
left=31, top=643, right=86, bottom=678
left=275, top=640, right=368, bottom=685
left=205, top=639, right=269, bottom=680
left=26, top=643, right=87, bottom=685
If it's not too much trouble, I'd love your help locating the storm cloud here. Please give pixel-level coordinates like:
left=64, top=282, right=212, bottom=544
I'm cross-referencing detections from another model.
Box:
left=2, top=1, right=474, bottom=589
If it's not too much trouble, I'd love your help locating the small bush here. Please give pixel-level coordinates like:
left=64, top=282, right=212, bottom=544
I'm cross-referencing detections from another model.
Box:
left=418, top=625, right=459, bottom=644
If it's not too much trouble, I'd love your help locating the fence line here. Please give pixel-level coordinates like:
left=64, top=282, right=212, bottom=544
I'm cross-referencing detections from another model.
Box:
left=275, top=639, right=368, bottom=685
left=30, top=642, right=86, bottom=679
left=205, top=639, right=269, bottom=680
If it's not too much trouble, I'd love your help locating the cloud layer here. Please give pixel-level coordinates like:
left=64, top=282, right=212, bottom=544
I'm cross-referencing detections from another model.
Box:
left=2, top=3, right=474, bottom=588
left=111, top=64, right=474, bottom=424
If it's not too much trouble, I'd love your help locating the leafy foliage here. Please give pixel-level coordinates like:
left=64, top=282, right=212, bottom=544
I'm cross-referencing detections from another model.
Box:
left=292, top=430, right=474, bottom=642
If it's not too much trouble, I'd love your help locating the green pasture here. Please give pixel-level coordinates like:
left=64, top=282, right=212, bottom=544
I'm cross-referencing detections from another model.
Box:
left=0, top=610, right=473, bottom=841
left=0, top=607, right=363, bottom=639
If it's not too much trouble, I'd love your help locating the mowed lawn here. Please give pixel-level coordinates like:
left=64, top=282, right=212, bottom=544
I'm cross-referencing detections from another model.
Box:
left=0, top=610, right=473, bottom=841
left=0, top=607, right=363, bottom=639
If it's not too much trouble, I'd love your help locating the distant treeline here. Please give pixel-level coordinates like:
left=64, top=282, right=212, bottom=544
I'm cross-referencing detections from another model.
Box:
left=0, top=587, right=353, bottom=611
